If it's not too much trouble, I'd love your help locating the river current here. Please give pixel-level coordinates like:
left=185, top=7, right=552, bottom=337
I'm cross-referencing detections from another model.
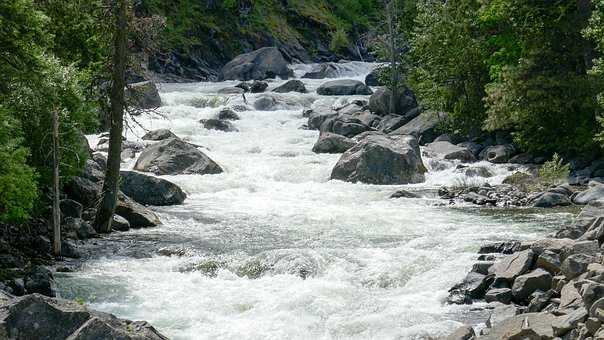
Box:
left=58, top=62, right=573, bottom=339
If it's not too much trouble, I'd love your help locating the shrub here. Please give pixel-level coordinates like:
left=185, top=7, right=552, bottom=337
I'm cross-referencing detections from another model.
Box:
left=330, top=27, right=350, bottom=53
left=538, top=153, right=570, bottom=186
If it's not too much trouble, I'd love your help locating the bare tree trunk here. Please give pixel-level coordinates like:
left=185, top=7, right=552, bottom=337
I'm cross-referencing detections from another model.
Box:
left=388, top=0, right=400, bottom=115
left=94, top=0, right=128, bottom=233
left=52, top=110, right=61, bottom=257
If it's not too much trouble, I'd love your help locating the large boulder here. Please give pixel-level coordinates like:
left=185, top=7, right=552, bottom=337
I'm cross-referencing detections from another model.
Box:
left=364, top=68, right=384, bottom=86
left=64, top=176, right=101, bottom=208
left=368, top=87, right=418, bottom=117
left=24, top=266, right=56, bottom=297
left=0, top=294, right=168, bottom=340
left=574, top=183, right=604, bottom=205
left=319, top=114, right=373, bottom=138
left=422, top=141, right=476, bottom=162
left=120, top=171, right=186, bottom=206
left=250, top=81, right=268, bottom=93
left=330, top=134, right=426, bottom=184
left=301, top=63, right=342, bottom=79
left=312, top=132, right=356, bottom=154
left=116, top=193, right=161, bottom=228
left=219, top=47, right=292, bottom=81
left=389, top=111, right=447, bottom=145
left=126, top=81, right=161, bottom=110
left=532, top=191, right=572, bottom=208
left=481, top=312, right=557, bottom=340
left=307, top=111, right=338, bottom=130
left=316, top=79, right=373, bottom=96
left=134, top=138, right=223, bottom=175
left=142, top=129, right=177, bottom=141
left=488, top=249, right=535, bottom=282
left=480, top=144, right=517, bottom=163
left=511, top=269, right=552, bottom=301
left=216, top=108, right=240, bottom=120
left=272, top=80, right=307, bottom=93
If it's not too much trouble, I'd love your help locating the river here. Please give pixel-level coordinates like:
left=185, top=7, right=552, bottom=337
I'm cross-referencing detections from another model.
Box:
left=57, top=62, right=574, bottom=339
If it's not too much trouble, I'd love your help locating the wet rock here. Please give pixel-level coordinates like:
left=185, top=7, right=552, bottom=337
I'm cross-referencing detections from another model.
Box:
left=120, top=171, right=186, bottom=206
left=376, top=114, right=416, bottom=134
left=511, top=269, right=552, bottom=302
left=458, top=166, right=494, bottom=178
left=126, top=81, right=161, bottom=110
left=0, top=294, right=169, bottom=340
left=253, top=96, right=279, bottom=111
left=272, top=80, right=307, bottom=93
left=532, top=192, right=571, bottom=208
left=316, top=79, right=373, bottom=96
left=561, top=254, right=594, bottom=280
left=312, top=132, right=356, bottom=154
left=485, top=288, right=513, bottom=304
left=64, top=177, right=101, bottom=208
left=423, top=141, right=476, bottom=162
left=445, top=325, right=475, bottom=340
left=111, top=214, right=130, bottom=232
left=216, top=108, right=240, bottom=120
left=480, top=144, right=517, bottom=163
left=368, top=87, right=418, bottom=117
left=389, top=111, right=447, bottom=145
left=116, top=193, right=161, bottom=228
left=142, top=129, right=178, bottom=141
left=250, top=80, right=268, bottom=93
left=63, top=217, right=97, bottom=240
left=448, top=272, right=493, bottom=304
left=574, top=183, right=604, bottom=205
left=390, top=189, right=420, bottom=199
left=301, top=63, right=340, bottom=79
left=24, top=266, right=56, bottom=297
left=200, top=118, right=238, bottom=132
left=488, top=249, right=535, bottom=281
left=235, top=82, right=250, bottom=92
left=134, top=138, right=223, bottom=175
left=457, top=142, right=484, bottom=158
left=219, top=47, right=292, bottom=81
left=463, top=192, right=497, bottom=206
left=60, top=199, right=83, bottom=219
left=330, top=134, right=426, bottom=185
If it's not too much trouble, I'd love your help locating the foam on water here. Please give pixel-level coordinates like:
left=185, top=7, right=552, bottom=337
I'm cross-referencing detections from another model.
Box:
left=59, top=63, right=572, bottom=340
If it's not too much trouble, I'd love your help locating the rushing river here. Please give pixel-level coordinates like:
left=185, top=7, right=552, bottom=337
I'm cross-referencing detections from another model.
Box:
left=58, top=62, right=574, bottom=339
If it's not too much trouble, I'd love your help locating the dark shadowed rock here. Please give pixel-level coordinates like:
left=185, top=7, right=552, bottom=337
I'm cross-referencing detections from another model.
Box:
left=312, top=132, right=356, bottom=154
left=134, top=138, right=223, bottom=175
left=319, top=114, right=372, bottom=138
left=390, top=190, right=420, bottom=199
left=316, top=79, right=373, bottom=96
left=368, top=87, right=418, bottom=117
left=532, top=192, right=571, bottom=208
left=126, top=81, right=161, bottom=110
left=480, top=144, right=517, bottom=163
left=377, top=114, right=417, bottom=134
left=301, top=63, right=343, bottom=79
left=112, top=214, right=130, bottom=232
left=423, top=141, right=476, bottom=162
left=448, top=272, right=493, bottom=304
left=24, top=266, right=56, bottom=297
left=120, top=171, right=186, bottom=206
left=331, top=134, right=426, bottom=185
left=511, top=269, right=552, bottom=301
left=307, top=111, right=338, bottom=130
left=536, top=250, right=561, bottom=274
left=479, top=241, right=521, bottom=255
left=200, top=118, right=238, bottom=132
left=365, top=68, right=383, bottom=86
left=253, top=96, right=279, bottom=111
left=389, top=111, right=447, bottom=145
left=115, top=193, right=161, bottom=228
left=64, top=176, right=101, bottom=208
left=219, top=47, right=292, bottom=81
left=250, top=81, right=268, bottom=93
left=561, top=253, right=594, bottom=280
left=0, top=294, right=169, bottom=340
left=485, top=288, right=513, bottom=304
left=273, top=80, right=307, bottom=93
left=60, top=199, right=83, bottom=219
left=142, top=129, right=177, bottom=141
left=216, top=108, right=240, bottom=120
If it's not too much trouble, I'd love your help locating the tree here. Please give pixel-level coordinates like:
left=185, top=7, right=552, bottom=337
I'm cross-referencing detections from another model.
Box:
left=94, top=0, right=129, bottom=233
left=586, top=0, right=604, bottom=146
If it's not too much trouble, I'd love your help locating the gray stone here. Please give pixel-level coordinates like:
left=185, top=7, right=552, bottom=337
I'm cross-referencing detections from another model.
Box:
left=142, top=129, right=177, bottom=141
left=111, top=215, right=130, bottom=232
left=480, top=144, right=517, bottom=163
left=481, top=312, right=557, bottom=340
left=423, top=141, right=476, bottom=162
left=561, top=254, right=595, bottom=280
left=389, top=190, right=421, bottom=199
left=446, top=325, right=475, bottom=340
left=536, top=250, right=561, bottom=274
left=126, top=81, right=161, bottom=110
left=389, top=111, right=447, bottom=145
left=219, top=47, right=292, bottom=81
left=319, top=114, right=372, bottom=138
left=448, top=272, right=493, bottom=303
left=488, top=249, right=535, bottom=281
left=120, top=171, right=186, bottom=206
left=307, top=111, right=338, bottom=130
left=216, top=108, right=240, bottom=120
left=486, top=303, right=519, bottom=328
left=316, top=79, right=373, bottom=96
left=479, top=241, right=521, bottom=255
left=115, top=193, right=161, bottom=229
left=24, top=266, right=56, bottom=297
left=368, top=87, right=418, bottom=117
left=217, top=87, right=245, bottom=94
left=552, top=307, right=588, bottom=336
left=273, top=80, right=307, bottom=93
left=200, top=118, right=238, bottom=132
left=574, top=184, right=604, bottom=205
left=485, top=288, right=513, bottom=304
left=511, top=269, right=552, bottom=302
left=532, top=192, right=572, bottom=208
left=134, top=138, right=223, bottom=175
left=253, top=96, right=279, bottom=111
left=250, top=81, right=268, bottom=93
left=312, top=132, right=356, bottom=154
left=60, top=199, right=83, bottom=219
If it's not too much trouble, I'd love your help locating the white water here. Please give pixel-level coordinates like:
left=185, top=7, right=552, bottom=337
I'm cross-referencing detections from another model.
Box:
left=59, top=63, right=573, bottom=340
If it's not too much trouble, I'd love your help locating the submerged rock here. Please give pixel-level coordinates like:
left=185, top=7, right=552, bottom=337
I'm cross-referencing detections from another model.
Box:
left=134, top=138, right=223, bottom=175
left=216, top=108, right=240, bottom=120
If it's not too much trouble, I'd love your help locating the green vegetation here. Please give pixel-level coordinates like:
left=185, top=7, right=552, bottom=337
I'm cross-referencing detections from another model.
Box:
left=539, top=154, right=571, bottom=186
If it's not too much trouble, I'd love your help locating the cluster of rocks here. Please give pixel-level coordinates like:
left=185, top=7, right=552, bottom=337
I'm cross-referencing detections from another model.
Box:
left=446, top=199, right=604, bottom=339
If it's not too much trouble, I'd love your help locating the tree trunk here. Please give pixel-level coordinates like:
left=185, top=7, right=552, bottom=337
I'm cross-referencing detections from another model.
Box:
left=52, top=110, right=61, bottom=257
left=94, top=0, right=128, bottom=233
left=388, top=0, right=399, bottom=115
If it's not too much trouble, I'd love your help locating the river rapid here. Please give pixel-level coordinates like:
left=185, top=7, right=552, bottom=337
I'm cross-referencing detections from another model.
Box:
left=58, top=62, right=574, bottom=339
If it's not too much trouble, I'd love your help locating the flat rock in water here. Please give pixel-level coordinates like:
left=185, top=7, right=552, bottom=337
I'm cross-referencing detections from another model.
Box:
left=134, top=138, right=223, bottom=175
left=120, top=171, right=186, bottom=206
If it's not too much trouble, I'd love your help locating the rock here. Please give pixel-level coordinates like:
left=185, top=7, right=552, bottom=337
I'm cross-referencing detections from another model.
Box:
left=330, top=134, right=426, bottom=185
left=480, top=144, right=517, bottom=163
left=0, top=294, right=169, bottom=340
left=448, top=272, right=493, bottom=303
left=488, top=249, right=535, bottom=281
left=479, top=241, right=521, bottom=255
left=64, top=176, right=101, bottom=208
left=485, top=288, right=513, bottom=304
left=219, top=47, right=292, bottom=81
left=63, top=217, right=97, bottom=240
left=200, top=118, right=238, bottom=132
left=216, top=108, right=240, bottom=120
left=463, top=192, right=497, bottom=205
left=116, top=193, right=161, bottom=228
left=511, top=269, right=552, bottom=302
left=368, top=87, right=418, bottom=117
left=459, top=166, right=494, bottom=178
left=112, top=214, right=130, bottom=232
left=457, top=142, right=484, bottom=158
left=307, top=111, right=338, bottom=130
left=120, top=171, right=186, bottom=206
left=423, top=141, right=476, bottom=162
left=552, top=307, right=588, bottom=336
left=250, top=81, right=268, bottom=93
left=446, top=325, right=475, bottom=340
left=389, top=111, right=447, bottom=145
left=472, top=261, right=495, bottom=275
left=590, top=297, right=604, bottom=318
left=527, top=290, right=553, bottom=312
left=532, top=192, right=571, bottom=208
left=272, top=80, right=307, bottom=93
left=142, top=129, right=177, bottom=141
left=536, top=250, right=561, bottom=274
left=319, top=114, right=372, bottom=138
left=316, top=79, right=373, bottom=96
left=134, top=138, right=223, bottom=175
left=574, top=184, right=604, bottom=205
left=376, top=114, right=417, bottom=134
left=390, top=190, right=420, bottom=199
left=235, top=82, right=250, bottom=92
left=126, top=81, right=161, bottom=109
left=311, top=132, right=356, bottom=154
left=365, top=68, right=383, bottom=86
left=561, top=254, right=594, bottom=280
left=509, top=153, right=535, bottom=164
left=253, top=96, right=279, bottom=111
left=560, top=281, right=584, bottom=310
left=60, top=199, right=83, bottom=219
left=486, top=303, right=519, bottom=328
left=481, top=312, right=557, bottom=340
left=60, top=240, right=81, bottom=259
left=217, top=87, right=245, bottom=95
left=24, top=266, right=56, bottom=297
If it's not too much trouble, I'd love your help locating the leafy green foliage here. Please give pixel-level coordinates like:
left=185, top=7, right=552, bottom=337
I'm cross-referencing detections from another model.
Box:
left=330, top=28, right=350, bottom=53
left=539, top=153, right=570, bottom=186
left=586, top=1, right=604, bottom=146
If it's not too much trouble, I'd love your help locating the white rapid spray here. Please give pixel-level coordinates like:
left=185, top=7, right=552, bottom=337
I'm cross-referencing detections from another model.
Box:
left=58, top=63, right=572, bottom=340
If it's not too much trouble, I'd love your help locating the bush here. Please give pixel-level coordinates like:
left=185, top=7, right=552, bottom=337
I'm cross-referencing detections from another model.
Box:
left=538, top=153, right=570, bottom=186
left=329, top=27, right=350, bottom=53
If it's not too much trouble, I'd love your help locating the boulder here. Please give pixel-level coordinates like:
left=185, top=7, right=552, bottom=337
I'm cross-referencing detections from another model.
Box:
left=552, top=307, right=588, bottom=336
left=486, top=303, right=519, bottom=328
left=536, top=250, right=561, bottom=274
left=219, top=47, right=292, bottom=81
left=561, top=254, right=594, bottom=280
left=457, top=142, right=484, bottom=158
left=532, top=192, right=571, bottom=208
left=574, top=184, right=604, bottom=205
left=200, top=118, right=238, bottom=132
left=364, top=68, right=383, bottom=86
left=458, top=166, right=494, bottom=178
left=330, top=134, right=426, bottom=185
left=112, top=214, right=130, bottom=232
left=142, top=129, right=177, bottom=141
left=115, top=193, right=161, bottom=228
left=312, top=132, right=356, bottom=154
left=120, top=171, right=186, bottom=206
left=485, top=288, right=513, bottom=304
left=0, top=294, right=168, bottom=340
left=64, top=176, right=101, bottom=208
left=445, top=325, right=475, bottom=340
left=126, top=81, right=161, bottom=110
left=250, top=81, right=268, bottom=93
left=24, top=266, right=56, bottom=297
left=482, top=313, right=557, bottom=340
left=423, top=141, right=476, bottom=162
left=389, top=111, right=447, bottom=145
left=479, top=241, right=521, bottom=255
left=134, top=138, right=223, bottom=175
left=308, top=111, right=338, bottom=130
left=319, top=114, right=372, bottom=138
left=253, top=96, right=279, bottom=111
left=511, top=269, right=552, bottom=302
left=60, top=199, right=83, bottom=219
left=376, top=114, right=417, bottom=134
left=63, top=217, right=97, bottom=240
left=368, top=87, right=418, bottom=117
left=235, top=82, right=250, bottom=92
left=216, top=108, right=240, bottom=120
left=488, top=249, right=535, bottom=282
left=301, top=63, right=340, bottom=79
left=316, top=79, right=373, bottom=96
left=448, top=272, right=493, bottom=304
left=272, top=80, right=307, bottom=93
left=480, top=144, right=517, bottom=163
